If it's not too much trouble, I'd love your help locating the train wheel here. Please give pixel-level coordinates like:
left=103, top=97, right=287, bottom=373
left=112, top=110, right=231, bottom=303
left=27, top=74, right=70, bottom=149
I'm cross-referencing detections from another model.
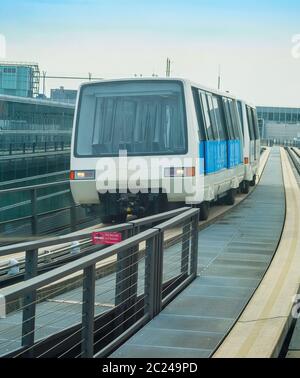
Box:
left=241, top=180, right=250, bottom=194
left=249, top=174, right=256, bottom=186
left=225, top=189, right=236, bottom=205
left=113, top=212, right=127, bottom=223
left=101, top=215, right=113, bottom=224
left=199, top=201, right=210, bottom=221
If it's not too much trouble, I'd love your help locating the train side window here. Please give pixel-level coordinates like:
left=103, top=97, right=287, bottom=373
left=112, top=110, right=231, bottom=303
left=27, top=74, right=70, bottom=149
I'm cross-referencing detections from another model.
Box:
left=222, top=98, right=235, bottom=139
left=206, top=93, right=220, bottom=139
left=228, top=99, right=242, bottom=140
left=237, top=101, right=244, bottom=136
left=246, top=106, right=255, bottom=140
left=251, top=108, right=260, bottom=139
left=192, top=87, right=207, bottom=140
left=200, top=92, right=214, bottom=140
left=213, top=95, right=227, bottom=140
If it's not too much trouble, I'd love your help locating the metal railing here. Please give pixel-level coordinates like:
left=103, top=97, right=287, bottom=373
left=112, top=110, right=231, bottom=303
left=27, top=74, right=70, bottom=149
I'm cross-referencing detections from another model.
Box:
left=286, top=147, right=300, bottom=176
left=0, top=141, right=71, bottom=156
left=0, top=180, right=96, bottom=241
left=261, top=139, right=300, bottom=148
left=0, top=207, right=190, bottom=283
left=0, top=207, right=199, bottom=358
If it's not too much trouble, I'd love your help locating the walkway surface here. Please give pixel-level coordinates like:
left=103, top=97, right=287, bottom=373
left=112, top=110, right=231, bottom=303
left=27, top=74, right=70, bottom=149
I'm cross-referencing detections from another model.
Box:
left=110, top=148, right=285, bottom=358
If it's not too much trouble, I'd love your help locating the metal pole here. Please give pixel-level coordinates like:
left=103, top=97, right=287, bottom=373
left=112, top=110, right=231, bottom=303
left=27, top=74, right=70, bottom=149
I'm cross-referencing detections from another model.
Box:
left=218, top=64, right=221, bottom=90
left=190, top=213, right=199, bottom=277
left=144, top=236, right=156, bottom=319
left=114, top=229, right=136, bottom=335
left=21, top=248, right=38, bottom=356
left=81, top=264, right=96, bottom=358
left=70, top=201, right=77, bottom=232
left=30, top=189, right=38, bottom=236
left=155, top=232, right=164, bottom=314
left=115, top=232, right=135, bottom=307
left=42, top=71, right=46, bottom=96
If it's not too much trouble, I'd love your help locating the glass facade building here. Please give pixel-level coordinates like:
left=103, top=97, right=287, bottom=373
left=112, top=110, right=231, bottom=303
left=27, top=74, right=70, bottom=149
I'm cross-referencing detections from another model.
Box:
left=257, top=106, right=300, bottom=124
left=0, top=62, right=40, bottom=97
left=0, top=95, right=75, bottom=226
left=257, top=106, right=300, bottom=141
left=50, top=86, right=77, bottom=104
left=0, top=94, right=74, bottom=149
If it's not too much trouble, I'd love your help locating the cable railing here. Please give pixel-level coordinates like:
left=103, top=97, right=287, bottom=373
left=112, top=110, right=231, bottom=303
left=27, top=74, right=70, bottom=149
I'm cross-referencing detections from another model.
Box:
left=261, top=138, right=300, bottom=148
left=0, top=207, right=192, bottom=292
left=0, top=207, right=199, bottom=358
left=0, top=180, right=98, bottom=245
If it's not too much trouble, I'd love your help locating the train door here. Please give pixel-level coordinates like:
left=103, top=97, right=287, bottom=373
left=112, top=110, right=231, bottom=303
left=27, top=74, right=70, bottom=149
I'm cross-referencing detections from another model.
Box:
left=252, top=108, right=261, bottom=160
left=222, top=98, right=243, bottom=168
left=246, top=106, right=256, bottom=162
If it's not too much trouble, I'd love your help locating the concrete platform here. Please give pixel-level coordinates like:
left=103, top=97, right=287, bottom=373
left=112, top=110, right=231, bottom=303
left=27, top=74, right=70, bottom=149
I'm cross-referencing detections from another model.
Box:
left=214, top=147, right=300, bottom=358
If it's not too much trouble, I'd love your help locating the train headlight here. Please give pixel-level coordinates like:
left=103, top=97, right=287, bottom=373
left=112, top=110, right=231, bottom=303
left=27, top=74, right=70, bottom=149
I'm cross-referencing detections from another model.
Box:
left=70, top=170, right=95, bottom=180
left=164, top=167, right=195, bottom=177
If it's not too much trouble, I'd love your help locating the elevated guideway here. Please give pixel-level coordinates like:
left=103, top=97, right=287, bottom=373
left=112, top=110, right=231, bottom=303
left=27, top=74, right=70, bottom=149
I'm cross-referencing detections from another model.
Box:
left=1, top=146, right=298, bottom=358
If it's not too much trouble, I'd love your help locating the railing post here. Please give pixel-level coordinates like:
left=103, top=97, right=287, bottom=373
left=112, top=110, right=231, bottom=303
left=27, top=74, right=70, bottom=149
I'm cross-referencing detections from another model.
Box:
left=115, top=229, right=135, bottom=307
left=30, top=188, right=38, bottom=236
left=155, top=232, right=164, bottom=315
left=21, top=248, right=38, bottom=356
left=190, top=213, right=199, bottom=277
left=114, top=228, right=137, bottom=334
left=144, top=236, right=156, bottom=319
left=23, top=143, right=26, bottom=154
left=81, top=264, right=96, bottom=358
left=9, top=143, right=12, bottom=155
left=70, top=201, right=77, bottom=232
left=181, top=221, right=190, bottom=275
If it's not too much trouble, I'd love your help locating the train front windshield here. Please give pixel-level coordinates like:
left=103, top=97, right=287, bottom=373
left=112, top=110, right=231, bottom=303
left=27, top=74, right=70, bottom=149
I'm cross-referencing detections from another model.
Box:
left=75, top=81, right=187, bottom=157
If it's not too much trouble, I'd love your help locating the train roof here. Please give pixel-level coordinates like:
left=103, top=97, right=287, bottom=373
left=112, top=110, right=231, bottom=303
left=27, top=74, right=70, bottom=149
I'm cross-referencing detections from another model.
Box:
left=78, top=77, right=256, bottom=108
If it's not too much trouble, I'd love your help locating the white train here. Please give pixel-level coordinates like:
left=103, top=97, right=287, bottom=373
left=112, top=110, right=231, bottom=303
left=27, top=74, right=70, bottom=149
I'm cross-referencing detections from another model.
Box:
left=70, top=78, right=260, bottom=222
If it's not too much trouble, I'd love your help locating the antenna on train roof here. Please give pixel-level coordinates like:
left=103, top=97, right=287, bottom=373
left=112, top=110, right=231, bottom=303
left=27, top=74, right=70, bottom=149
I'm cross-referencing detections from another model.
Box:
left=166, top=58, right=171, bottom=77
left=218, top=64, right=221, bottom=90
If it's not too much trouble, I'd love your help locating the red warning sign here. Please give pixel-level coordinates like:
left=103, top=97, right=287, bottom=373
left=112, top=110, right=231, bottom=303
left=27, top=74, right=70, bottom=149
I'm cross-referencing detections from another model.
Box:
left=92, top=231, right=122, bottom=245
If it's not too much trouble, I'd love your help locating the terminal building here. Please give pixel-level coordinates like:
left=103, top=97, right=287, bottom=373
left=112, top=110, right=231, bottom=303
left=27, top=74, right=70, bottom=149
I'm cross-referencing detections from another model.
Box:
left=50, top=86, right=77, bottom=104
left=257, top=106, right=300, bottom=143
left=0, top=61, right=40, bottom=98
left=0, top=94, right=75, bottom=182
left=0, top=94, right=74, bottom=150
left=0, top=94, right=76, bottom=224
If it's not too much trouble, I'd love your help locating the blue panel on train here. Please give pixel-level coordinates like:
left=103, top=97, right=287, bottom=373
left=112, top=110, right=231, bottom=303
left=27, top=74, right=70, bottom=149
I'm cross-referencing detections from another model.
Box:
left=200, top=140, right=228, bottom=174
left=199, top=141, right=205, bottom=174
left=227, top=139, right=241, bottom=168
left=227, top=140, right=234, bottom=168
left=204, top=141, right=215, bottom=174
left=228, top=139, right=241, bottom=167
left=235, top=139, right=242, bottom=165
left=219, top=140, right=227, bottom=170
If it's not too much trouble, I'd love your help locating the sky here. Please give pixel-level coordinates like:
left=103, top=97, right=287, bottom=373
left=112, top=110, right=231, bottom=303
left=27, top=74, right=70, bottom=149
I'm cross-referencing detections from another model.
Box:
left=1, top=0, right=300, bottom=106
